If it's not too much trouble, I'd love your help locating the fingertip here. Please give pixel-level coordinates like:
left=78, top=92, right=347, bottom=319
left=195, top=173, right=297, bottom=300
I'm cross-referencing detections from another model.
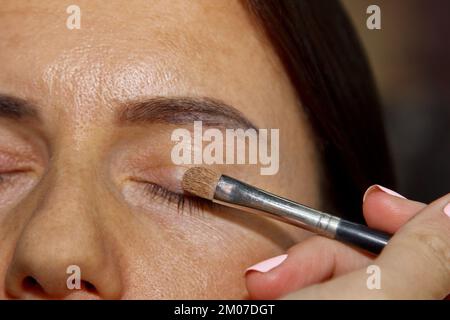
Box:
left=362, top=185, right=425, bottom=232
left=245, top=259, right=290, bottom=300
left=363, top=185, right=405, bottom=204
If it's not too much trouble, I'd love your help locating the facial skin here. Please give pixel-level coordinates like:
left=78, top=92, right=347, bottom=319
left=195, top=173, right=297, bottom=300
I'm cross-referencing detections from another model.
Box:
left=0, top=0, right=321, bottom=299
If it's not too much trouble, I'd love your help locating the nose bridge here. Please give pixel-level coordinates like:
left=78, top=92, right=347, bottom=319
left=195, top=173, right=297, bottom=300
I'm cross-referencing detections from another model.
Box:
left=4, top=151, right=123, bottom=299
left=27, top=153, right=102, bottom=242
left=41, top=158, right=102, bottom=234
left=40, top=154, right=100, bottom=219
left=35, top=136, right=111, bottom=223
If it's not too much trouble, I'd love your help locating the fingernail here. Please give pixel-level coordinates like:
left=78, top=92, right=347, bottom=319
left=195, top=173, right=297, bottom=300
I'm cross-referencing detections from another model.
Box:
left=363, top=184, right=406, bottom=203
left=443, top=203, right=450, bottom=218
left=245, top=254, right=287, bottom=274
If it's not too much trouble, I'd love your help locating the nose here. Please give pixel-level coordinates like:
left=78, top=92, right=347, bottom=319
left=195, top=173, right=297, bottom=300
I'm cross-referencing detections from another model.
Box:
left=4, top=171, right=123, bottom=299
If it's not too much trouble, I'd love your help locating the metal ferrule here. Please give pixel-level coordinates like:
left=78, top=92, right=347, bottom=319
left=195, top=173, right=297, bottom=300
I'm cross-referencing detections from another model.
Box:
left=214, top=175, right=341, bottom=238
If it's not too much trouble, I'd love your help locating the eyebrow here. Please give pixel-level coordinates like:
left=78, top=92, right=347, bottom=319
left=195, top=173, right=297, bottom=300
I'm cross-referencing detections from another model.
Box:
left=118, top=96, right=257, bottom=130
left=0, top=94, right=257, bottom=130
left=0, top=94, right=39, bottom=120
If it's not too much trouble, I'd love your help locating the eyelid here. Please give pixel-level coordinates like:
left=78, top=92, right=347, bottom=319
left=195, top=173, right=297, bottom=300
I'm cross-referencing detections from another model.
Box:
left=120, top=163, right=209, bottom=214
left=0, top=150, right=40, bottom=173
left=126, top=166, right=187, bottom=194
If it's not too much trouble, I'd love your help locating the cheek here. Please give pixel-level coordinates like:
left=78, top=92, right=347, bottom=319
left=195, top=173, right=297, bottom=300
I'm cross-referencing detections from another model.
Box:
left=113, top=203, right=295, bottom=299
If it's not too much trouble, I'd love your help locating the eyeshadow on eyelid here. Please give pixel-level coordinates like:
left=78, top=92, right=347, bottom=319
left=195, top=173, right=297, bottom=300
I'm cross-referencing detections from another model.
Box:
left=128, top=166, right=188, bottom=194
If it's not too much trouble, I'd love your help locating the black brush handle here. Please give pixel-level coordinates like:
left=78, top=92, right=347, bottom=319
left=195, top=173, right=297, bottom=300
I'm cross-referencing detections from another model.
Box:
left=335, top=220, right=391, bottom=254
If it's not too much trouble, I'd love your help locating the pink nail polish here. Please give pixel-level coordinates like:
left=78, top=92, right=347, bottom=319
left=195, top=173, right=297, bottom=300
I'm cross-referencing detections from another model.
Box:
left=363, top=185, right=406, bottom=202
left=245, top=254, right=287, bottom=273
left=444, top=203, right=450, bottom=218
left=376, top=185, right=406, bottom=199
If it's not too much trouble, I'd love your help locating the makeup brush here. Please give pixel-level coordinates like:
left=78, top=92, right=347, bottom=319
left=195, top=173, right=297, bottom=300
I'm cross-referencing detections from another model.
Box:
left=182, top=167, right=391, bottom=254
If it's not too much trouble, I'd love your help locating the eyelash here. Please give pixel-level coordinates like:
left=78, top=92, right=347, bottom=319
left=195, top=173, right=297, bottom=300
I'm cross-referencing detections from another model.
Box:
left=142, top=182, right=211, bottom=215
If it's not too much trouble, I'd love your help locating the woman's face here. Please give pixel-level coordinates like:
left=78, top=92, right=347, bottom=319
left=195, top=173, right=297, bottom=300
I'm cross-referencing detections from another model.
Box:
left=0, top=0, right=321, bottom=299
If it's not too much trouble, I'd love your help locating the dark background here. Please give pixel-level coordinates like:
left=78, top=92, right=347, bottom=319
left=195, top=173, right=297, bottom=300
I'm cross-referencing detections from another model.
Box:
left=343, top=0, right=450, bottom=202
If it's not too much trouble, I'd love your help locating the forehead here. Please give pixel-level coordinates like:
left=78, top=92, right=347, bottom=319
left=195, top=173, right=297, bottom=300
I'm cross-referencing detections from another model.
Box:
left=0, top=0, right=294, bottom=128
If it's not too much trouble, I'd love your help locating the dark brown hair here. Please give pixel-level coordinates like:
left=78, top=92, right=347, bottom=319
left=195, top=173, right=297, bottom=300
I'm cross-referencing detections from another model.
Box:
left=245, top=0, right=395, bottom=222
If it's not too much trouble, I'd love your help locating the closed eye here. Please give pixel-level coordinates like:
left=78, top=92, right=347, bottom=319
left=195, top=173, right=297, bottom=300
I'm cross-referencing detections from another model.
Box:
left=142, top=182, right=211, bottom=215
left=0, top=170, right=31, bottom=190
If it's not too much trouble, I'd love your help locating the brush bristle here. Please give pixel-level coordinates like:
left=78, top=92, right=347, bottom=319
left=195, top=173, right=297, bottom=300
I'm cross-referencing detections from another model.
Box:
left=182, top=167, right=221, bottom=200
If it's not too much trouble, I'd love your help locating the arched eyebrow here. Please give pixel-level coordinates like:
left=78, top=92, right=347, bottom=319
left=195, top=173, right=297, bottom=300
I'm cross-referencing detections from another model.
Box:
left=118, top=96, right=257, bottom=130
left=0, top=94, right=257, bottom=130
left=0, top=94, right=39, bottom=120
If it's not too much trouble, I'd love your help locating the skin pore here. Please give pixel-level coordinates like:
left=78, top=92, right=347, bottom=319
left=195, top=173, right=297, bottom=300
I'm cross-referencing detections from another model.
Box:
left=0, top=0, right=321, bottom=299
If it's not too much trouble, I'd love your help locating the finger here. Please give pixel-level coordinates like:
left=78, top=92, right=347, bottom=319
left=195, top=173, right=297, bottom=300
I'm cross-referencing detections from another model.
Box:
left=363, top=185, right=426, bottom=233
left=246, top=185, right=426, bottom=299
left=376, top=193, right=450, bottom=299
left=285, top=194, right=450, bottom=299
left=245, top=236, right=372, bottom=299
